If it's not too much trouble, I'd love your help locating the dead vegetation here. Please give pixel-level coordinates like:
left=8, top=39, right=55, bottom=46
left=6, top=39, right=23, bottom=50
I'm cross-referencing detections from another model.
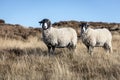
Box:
left=0, top=20, right=119, bottom=80
left=0, top=24, right=41, bottom=40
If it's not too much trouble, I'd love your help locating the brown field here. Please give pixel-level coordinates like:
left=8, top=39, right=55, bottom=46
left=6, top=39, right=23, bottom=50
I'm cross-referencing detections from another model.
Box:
left=0, top=21, right=120, bottom=80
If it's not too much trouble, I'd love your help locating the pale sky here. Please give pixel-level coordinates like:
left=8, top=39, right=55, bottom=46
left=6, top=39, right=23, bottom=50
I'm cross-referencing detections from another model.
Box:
left=0, top=0, right=120, bottom=27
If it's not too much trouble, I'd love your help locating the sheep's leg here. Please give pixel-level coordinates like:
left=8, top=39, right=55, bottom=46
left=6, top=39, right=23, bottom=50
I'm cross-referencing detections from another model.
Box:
left=85, top=45, right=92, bottom=54
left=70, top=45, right=76, bottom=51
left=86, top=45, right=89, bottom=52
left=68, top=46, right=76, bottom=59
left=108, top=45, right=113, bottom=54
left=72, top=45, right=76, bottom=52
left=103, top=43, right=112, bottom=54
left=109, top=46, right=113, bottom=53
left=88, top=46, right=94, bottom=55
left=52, top=46, right=56, bottom=55
left=47, top=46, right=51, bottom=55
left=109, top=42, right=113, bottom=53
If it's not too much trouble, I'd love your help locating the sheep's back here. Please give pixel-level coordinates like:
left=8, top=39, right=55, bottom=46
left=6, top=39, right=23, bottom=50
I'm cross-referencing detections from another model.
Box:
left=56, top=28, right=77, bottom=46
left=95, top=28, right=112, bottom=41
left=57, top=28, right=77, bottom=41
left=86, top=28, right=112, bottom=44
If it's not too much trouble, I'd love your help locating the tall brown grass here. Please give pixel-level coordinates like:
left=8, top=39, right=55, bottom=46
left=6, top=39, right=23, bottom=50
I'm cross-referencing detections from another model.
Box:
left=0, top=34, right=119, bottom=80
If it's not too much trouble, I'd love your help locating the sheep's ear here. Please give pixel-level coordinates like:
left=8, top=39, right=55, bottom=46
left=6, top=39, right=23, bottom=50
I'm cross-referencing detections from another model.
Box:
left=39, top=21, right=42, bottom=24
left=86, top=23, right=89, bottom=27
left=79, top=24, right=81, bottom=27
left=39, top=21, right=43, bottom=25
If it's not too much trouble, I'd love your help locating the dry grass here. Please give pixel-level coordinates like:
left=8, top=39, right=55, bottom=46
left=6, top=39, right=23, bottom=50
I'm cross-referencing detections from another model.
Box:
left=0, top=34, right=119, bottom=80
left=0, top=37, right=45, bottom=49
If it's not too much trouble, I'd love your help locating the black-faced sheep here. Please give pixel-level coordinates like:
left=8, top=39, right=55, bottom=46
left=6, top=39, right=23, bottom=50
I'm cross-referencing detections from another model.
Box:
left=80, top=22, right=112, bottom=55
left=39, top=19, right=77, bottom=55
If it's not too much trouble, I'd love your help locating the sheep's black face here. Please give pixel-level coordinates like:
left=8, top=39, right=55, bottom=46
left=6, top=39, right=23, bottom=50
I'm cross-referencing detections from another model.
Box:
left=39, top=19, right=51, bottom=30
left=80, top=23, right=89, bottom=33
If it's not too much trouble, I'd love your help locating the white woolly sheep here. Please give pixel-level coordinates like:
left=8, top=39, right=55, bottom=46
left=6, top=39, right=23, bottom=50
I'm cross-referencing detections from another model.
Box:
left=39, top=19, right=77, bottom=55
left=80, top=22, right=112, bottom=55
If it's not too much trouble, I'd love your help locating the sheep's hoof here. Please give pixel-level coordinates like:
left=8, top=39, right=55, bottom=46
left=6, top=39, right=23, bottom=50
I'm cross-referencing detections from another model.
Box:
left=105, top=51, right=110, bottom=56
left=48, top=53, right=55, bottom=57
left=89, top=52, right=93, bottom=56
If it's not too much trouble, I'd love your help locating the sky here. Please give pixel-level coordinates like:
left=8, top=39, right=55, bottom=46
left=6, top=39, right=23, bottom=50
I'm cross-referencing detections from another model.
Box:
left=0, top=0, right=120, bottom=27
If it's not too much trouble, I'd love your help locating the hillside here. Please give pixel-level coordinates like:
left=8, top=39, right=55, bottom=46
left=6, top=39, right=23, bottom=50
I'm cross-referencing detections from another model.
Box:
left=0, top=20, right=119, bottom=80
left=0, top=23, right=41, bottom=40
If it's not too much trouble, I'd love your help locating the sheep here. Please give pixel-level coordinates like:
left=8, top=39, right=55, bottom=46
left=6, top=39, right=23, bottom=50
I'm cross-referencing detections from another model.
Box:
left=80, top=22, right=112, bottom=55
left=39, top=19, right=77, bottom=55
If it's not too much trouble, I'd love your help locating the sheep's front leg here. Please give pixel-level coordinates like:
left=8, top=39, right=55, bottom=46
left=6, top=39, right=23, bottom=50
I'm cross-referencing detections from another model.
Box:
left=52, top=46, right=56, bottom=55
left=88, top=46, right=94, bottom=55
left=47, top=46, right=51, bottom=56
left=86, top=45, right=89, bottom=52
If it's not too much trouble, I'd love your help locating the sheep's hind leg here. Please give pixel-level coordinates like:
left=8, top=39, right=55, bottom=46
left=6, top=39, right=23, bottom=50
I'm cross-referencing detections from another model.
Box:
left=103, top=43, right=111, bottom=54
left=68, top=44, right=76, bottom=53
left=109, top=46, right=113, bottom=53
left=67, top=45, right=76, bottom=59
left=71, top=45, right=76, bottom=52
left=109, top=42, right=113, bottom=53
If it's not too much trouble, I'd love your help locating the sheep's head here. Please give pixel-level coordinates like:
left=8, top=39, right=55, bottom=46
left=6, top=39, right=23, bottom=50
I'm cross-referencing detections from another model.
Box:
left=39, top=19, right=51, bottom=30
left=80, top=22, right=89, bottom=33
